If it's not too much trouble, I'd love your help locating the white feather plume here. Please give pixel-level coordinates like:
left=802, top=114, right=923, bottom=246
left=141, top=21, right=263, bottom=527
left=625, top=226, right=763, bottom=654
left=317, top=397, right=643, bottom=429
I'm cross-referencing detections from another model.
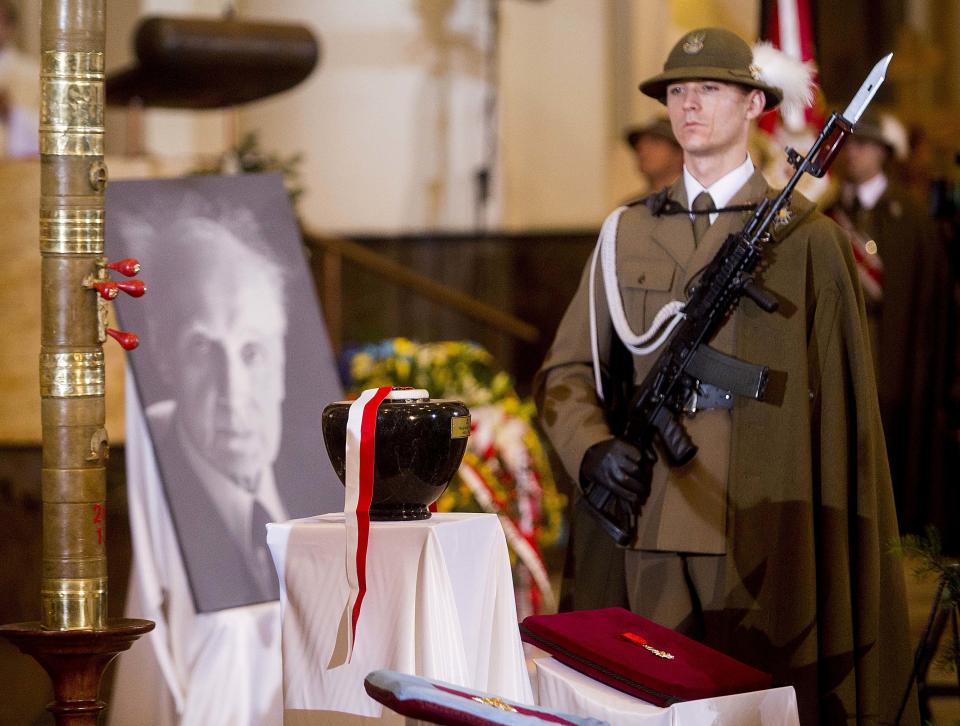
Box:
left=879, top=112, right=909, bottom=160
left=751, top=41, right=817, bottom=120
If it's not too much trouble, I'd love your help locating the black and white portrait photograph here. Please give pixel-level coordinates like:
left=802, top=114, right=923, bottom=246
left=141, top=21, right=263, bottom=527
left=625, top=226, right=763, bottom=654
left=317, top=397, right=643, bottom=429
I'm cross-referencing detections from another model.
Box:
left=108, top=173, right=343, bottom=613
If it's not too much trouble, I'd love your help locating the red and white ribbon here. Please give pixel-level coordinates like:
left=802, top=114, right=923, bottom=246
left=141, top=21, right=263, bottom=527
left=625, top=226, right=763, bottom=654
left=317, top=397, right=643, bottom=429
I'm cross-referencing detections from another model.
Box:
left=343, top=385, right=392, bottom=662
left=342, top=386, right=429, bottom=662
left=829, top=208, right=884, bottom=304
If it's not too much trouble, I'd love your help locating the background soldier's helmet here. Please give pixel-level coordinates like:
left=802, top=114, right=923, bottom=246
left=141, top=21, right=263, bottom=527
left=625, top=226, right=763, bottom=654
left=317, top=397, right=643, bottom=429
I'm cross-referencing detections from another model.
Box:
left=623, top=117, right=679, bottom=150
left=851, top=107, right=909, bottom=160
left=640, top=28, right=794, bottom=111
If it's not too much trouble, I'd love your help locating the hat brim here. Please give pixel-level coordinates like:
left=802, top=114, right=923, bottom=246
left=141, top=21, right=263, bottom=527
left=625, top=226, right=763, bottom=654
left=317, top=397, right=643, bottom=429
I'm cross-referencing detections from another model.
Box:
left=850, top=126, right=893, bottom=151
left=624, top=127, right=677, bottom=149
left=639, top=66, right=782, bottom=111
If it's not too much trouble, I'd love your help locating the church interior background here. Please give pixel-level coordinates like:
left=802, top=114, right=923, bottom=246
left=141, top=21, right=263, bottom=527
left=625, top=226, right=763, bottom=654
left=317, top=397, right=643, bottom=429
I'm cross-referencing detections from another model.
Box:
left=1, top=0, right=958, bottom=722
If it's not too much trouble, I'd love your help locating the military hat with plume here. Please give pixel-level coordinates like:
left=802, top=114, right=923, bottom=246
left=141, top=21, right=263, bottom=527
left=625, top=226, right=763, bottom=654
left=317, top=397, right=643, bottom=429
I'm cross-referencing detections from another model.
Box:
left=640, top=27, right=816, bottom=119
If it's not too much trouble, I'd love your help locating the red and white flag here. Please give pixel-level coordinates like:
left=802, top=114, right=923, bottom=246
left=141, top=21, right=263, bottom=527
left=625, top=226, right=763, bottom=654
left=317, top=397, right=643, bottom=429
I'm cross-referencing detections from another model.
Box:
left=758, top=0, right=831, bottom=202
left=340, top=386, right=431, bottom=663
left=341, top=385, right=393, bottom=663
left=760, top=0, right=822, bottom=132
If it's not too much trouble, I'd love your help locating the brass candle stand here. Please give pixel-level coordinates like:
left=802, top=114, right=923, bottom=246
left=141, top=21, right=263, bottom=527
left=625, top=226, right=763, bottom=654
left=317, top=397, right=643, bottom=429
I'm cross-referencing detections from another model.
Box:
left=0, top=1, right=153, bottom=723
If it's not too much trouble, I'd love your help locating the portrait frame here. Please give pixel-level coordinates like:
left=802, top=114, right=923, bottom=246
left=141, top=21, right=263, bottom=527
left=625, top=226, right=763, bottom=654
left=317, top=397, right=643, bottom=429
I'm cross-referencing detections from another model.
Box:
left=108, top=173, right=344, bottom=612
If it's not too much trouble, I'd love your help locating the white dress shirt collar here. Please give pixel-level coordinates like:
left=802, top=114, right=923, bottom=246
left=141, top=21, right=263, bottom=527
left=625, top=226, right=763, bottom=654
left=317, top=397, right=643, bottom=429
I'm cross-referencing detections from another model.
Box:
left=683, top=155, right=755, bottom=224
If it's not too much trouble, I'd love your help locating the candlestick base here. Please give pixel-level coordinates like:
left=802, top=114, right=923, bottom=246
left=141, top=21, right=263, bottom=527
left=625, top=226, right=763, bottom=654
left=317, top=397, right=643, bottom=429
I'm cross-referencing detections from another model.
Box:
left=0, top=618, right=154, bottom=726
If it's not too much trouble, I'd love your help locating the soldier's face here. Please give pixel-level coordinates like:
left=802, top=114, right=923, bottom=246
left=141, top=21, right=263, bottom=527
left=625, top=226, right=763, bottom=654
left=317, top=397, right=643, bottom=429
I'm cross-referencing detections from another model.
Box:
left=635, top=135, right=682, bottom=183
left=841, top=137, right=888, bottom=184
left=666, top=81, right=763, bottom=161
left=169, top=262, right=287, bottom=485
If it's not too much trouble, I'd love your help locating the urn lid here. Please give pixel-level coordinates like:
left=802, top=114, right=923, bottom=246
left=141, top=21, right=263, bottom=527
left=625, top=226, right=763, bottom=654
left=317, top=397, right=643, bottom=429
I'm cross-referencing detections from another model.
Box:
left=328, top=387, right=460, bottom=406
left=379, top=387, right=428, bottom=401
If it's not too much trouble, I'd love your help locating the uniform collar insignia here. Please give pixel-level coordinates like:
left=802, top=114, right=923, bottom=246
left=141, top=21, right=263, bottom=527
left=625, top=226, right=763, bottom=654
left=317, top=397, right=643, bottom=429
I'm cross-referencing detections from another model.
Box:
left=773, top=205, right=793, bottom=229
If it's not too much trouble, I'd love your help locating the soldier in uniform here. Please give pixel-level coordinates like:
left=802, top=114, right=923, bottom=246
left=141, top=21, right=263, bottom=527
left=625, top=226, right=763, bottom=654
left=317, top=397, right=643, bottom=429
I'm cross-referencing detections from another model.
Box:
left=827, top=110, right=954, bottom=540
left=623, top=117, right=683, bottom=194
left=535, top=28, right=918, bottom=725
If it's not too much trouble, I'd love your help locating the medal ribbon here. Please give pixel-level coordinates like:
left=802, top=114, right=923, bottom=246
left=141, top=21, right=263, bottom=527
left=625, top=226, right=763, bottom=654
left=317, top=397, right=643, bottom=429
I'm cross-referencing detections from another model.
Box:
left=343, top=385, right=393, bottom=662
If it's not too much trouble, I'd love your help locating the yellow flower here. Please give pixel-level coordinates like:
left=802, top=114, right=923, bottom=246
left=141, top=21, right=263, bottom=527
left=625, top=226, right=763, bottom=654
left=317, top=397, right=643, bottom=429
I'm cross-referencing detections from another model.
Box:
left=394, top=337, right=416, bottom=356
left=433, top=367, right=451, bottom=390
left=351, top=352, right=374, bottom=379
left=490, top=371, right=511, bottom=397
left=501, top=395, right=521, bottom=415
left=428, top=344, right=449, bottom=365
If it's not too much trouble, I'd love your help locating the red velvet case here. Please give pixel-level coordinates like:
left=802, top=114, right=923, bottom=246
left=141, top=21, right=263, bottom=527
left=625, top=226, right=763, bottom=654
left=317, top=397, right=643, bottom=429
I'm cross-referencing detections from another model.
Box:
left=520, top=608, right=773, bottom=707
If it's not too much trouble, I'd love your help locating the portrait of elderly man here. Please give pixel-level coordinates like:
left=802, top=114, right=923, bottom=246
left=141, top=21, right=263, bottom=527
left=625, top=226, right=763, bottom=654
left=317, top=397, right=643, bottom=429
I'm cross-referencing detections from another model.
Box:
left=111, top=175, right=343, bottom=613
left=146, top=216, right=289, bottom=609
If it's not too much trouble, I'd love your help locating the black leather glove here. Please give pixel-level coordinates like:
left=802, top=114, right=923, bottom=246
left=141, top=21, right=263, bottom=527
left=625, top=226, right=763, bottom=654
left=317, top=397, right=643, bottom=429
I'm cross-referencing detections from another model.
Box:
left=579, top=437, right=654, bottom=507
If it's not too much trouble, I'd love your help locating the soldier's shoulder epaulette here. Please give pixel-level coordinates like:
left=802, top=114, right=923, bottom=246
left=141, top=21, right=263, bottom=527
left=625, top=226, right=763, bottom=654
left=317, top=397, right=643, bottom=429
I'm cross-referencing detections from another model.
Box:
left=626, top=187, right=687, bottom=217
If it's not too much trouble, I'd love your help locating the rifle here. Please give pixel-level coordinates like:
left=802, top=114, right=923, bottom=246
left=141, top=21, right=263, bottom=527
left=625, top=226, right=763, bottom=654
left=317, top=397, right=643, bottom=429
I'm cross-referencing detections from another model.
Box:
left=582, top=53, right=894, bottom=546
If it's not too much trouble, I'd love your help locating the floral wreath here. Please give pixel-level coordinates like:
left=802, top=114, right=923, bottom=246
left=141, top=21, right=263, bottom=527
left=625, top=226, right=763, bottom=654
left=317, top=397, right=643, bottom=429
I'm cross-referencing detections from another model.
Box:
left=347, top=338, right=565, bottom=616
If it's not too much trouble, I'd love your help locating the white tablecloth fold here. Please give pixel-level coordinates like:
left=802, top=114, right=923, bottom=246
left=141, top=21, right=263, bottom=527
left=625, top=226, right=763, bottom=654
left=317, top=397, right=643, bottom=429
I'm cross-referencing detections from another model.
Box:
left=534, top=657, right=800, bottom=726
left=268, top=512, right=534, bottom=718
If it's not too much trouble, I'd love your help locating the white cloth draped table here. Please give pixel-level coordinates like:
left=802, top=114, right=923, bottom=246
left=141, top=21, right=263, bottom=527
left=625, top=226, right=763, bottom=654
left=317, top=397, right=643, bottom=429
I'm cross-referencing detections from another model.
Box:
left=533, top=657, right=800, bottom=726
left=267, top=512, right=534, bottom=722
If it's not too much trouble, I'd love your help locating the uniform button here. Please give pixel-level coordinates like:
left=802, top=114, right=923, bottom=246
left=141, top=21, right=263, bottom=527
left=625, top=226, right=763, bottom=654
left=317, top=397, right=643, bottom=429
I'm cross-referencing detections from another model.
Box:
left=637, top=273, right=646, bottom=284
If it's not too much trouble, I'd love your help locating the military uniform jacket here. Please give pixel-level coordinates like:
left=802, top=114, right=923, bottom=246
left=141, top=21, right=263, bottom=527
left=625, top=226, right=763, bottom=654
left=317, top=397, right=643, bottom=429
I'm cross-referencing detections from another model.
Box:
left=535, top=171, right=917, bottom=724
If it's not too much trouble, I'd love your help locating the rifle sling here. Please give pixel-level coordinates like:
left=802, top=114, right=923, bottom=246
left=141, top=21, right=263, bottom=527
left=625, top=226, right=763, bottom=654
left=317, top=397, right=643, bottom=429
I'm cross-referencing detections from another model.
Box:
left=638, top=188, right=759, bottom=217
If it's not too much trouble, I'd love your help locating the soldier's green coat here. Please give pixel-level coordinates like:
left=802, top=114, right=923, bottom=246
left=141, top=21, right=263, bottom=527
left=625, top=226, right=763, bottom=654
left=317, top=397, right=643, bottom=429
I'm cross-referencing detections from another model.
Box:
left=535, top=171, right=918, bottom=725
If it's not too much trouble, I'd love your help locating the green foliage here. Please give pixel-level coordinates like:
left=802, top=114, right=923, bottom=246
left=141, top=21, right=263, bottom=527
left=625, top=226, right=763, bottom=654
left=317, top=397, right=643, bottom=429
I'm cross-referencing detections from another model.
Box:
left=894, top=526, right=960, bottom=673
left=346, top=337, right=567, bottom=554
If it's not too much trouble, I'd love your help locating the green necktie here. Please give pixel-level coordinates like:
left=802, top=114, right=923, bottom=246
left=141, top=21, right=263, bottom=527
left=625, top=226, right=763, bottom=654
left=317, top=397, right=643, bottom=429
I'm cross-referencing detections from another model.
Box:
left=692, top=191, right=716, bottom=245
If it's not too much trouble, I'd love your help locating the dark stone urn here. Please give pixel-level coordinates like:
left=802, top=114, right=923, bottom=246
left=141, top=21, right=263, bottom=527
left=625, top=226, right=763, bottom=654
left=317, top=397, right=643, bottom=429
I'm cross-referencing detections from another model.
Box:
left=321, top=388, right=471, bottom=521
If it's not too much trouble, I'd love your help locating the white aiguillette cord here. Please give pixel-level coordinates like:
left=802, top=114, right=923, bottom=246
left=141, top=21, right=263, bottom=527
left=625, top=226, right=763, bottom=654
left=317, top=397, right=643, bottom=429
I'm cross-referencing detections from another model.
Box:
left=588, top=206, right=686, bottom=400
left=331, top=386, right=429, bottom=667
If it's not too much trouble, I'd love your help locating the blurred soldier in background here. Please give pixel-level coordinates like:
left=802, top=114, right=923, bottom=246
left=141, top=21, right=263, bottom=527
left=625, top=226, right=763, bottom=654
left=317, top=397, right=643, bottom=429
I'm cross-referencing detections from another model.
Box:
left=827, top=109, right=955, bottom=542
left=622, top=117, right=683, bottom=194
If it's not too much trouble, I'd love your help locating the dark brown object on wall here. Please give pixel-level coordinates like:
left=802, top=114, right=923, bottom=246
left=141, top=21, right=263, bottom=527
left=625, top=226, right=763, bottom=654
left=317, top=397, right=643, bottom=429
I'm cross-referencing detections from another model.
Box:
left=106, top=16, right=321, bottom=108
